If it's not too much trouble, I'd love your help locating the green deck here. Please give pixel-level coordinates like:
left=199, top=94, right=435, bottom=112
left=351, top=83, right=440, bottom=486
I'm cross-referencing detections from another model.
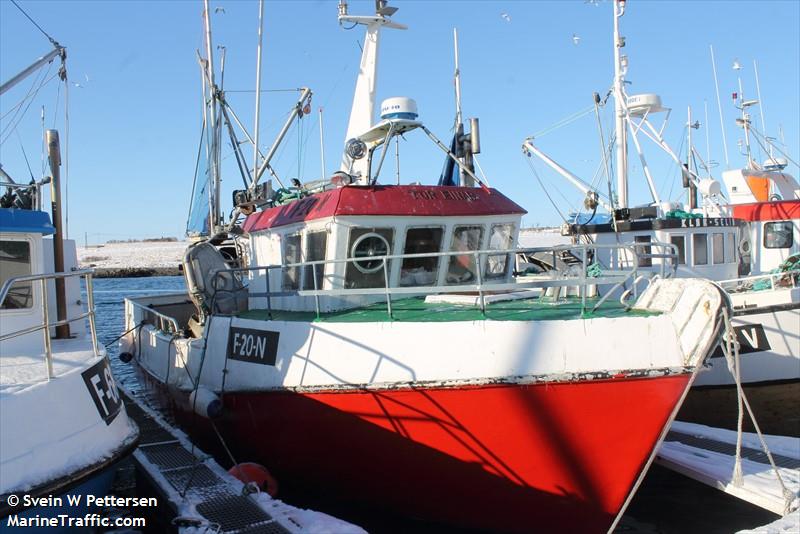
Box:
left=237, top=296, right=657, bottom=323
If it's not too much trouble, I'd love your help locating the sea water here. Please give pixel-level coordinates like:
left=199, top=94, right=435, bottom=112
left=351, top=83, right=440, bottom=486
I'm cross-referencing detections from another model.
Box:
left=94, top=276, right=185, bottom=388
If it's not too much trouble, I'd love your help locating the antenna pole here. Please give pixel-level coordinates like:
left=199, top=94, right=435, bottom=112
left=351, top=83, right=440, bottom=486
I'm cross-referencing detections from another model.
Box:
left=253, top=0, right=265, bottom=183
left=454, top=28, right=463, bottom=128
left=753, top=60, right=771, bottom=157
left=319, top=107, right=326, bottom=178
left=710, top=45, right=730, bottom=168
left=612, top=0, right=628, bottom=209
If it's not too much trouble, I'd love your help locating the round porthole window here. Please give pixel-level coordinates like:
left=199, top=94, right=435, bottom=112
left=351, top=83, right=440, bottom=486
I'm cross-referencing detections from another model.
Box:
left=351, top=233, right=390, bottom=274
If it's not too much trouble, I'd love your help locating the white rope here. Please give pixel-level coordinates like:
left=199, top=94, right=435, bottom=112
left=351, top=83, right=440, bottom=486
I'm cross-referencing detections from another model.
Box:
left=719, top=307, right=796, bottom=514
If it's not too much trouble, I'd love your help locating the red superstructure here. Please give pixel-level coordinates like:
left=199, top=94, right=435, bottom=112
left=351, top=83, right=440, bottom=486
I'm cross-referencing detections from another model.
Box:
left=243, top=185, right=527, bottom=232
left=731, top=200, right=800, bottom=222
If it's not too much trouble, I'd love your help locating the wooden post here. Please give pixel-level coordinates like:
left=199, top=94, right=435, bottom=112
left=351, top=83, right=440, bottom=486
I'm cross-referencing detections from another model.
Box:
left=46, top=129, right=70, bottom=339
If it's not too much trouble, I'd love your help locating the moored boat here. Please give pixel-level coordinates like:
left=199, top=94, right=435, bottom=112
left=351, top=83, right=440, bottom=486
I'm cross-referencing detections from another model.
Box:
left=0, top=38, right=138, bottom=531
left=522, top=0, right=799, bottom=437
left=122, top=1, right=730, bottom=531
left=0, top=161, right=138, bottom=531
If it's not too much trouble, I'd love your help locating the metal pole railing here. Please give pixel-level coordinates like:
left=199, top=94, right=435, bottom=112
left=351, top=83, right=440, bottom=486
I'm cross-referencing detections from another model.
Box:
left=312, top=263, right=321, bottom=320
left=0, top=270, right=101, bottom=380
left=40, top=278, right=54, bottom=379
left=383, top=259, right=393, bottom=319
left=213, top=243, right=650, bottom=314
left=475, top=251, right=485, bottom=315
left=86, top=273, right=99, bottom=358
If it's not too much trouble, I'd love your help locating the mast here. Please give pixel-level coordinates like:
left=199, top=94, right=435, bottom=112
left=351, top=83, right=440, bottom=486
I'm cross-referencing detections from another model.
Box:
left=686, top=106, right=698, bottom=210
left=454, top=28, right=463, bottom=130
left=753, top=60, right=771, bottom=158
left=612, top=0, right=628, bottom=209
left=709, top=45, right=730, bottom=168
left=252, top=0, right=265, bottom=186
left=203, top=0, right=221, bottom=233
left=338, top=0, right=406, bottom=183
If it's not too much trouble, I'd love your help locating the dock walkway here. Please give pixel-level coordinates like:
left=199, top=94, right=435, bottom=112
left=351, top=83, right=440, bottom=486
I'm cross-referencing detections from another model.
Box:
left=121, top=389, right=363, bottom=533
left=658, top=421, right=800, bottom=516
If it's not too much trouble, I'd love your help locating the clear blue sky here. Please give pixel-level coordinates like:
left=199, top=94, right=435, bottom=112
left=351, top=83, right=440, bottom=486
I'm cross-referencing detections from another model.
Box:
left=2, top=0, right=798, bottom=243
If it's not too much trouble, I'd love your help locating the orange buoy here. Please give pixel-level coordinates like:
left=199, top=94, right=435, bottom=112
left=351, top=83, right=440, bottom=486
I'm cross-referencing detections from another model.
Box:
left=228, top=462, right=278, bottom=497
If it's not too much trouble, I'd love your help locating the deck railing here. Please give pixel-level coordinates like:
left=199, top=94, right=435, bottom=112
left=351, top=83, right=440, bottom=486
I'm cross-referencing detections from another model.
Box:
left=127, top=300, right=181, bottom=334
left=0, top=269, right=99, bottom=379
left=209, top=243, right=677, bottom=319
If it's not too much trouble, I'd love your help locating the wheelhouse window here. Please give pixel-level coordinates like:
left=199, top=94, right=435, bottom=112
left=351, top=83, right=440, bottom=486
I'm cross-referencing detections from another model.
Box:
left=485, top=224, right=513, bottom=279
left=670, top=235, right=686, bottom=265
left=764, top=222, right=793, bottom=249
left=634, top=235, right=652, bottom=267
left=712, top=233, right=725, bottom=264
left=0, top=240, right=33, bottom=309
left=303, top=231, right=328, bottom=290
left=282, top=234, right=302, bottom=290
left=399, top=227, right=443, bottom=287
left=693, top=233, right=708, bottom=265
left=726, top=233, right=736, bottom=264
left=446, top=225, right=484, bottom=284
left=345, top=228, right=394, bottom=289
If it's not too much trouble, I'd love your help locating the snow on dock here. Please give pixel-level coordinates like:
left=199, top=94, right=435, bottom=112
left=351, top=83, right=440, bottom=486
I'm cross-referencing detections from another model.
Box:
left=658, top=421, right=800, bottom=516
left=121, top=388, right=364, bottom=533
left=738, top=509, right=800, bottom=533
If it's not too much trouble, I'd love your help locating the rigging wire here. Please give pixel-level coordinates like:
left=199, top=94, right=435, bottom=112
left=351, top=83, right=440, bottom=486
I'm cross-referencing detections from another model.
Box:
left=15, top=130, right=35, bottom=182
left=64, top=70, right=70, bottom=237
left=663, top=126, right=687, bottom=202
left=524, top=156, right=568, bottom=223
left=0, top=62, right=49, bottom=122
left=0, top=66, right=56, bottom=144
left=10, top=0, right=60, bottom=46
left=530, top=105, right=595, bottom=139
left=750, top=127, right=799, bottom=169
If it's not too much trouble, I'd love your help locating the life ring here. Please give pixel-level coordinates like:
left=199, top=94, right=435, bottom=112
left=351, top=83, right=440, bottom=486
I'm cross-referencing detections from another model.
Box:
left=228, top=462, right=279, bottom=497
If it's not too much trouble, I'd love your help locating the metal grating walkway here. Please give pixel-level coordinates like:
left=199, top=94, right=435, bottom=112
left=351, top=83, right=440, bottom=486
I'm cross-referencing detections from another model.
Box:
left=122, top=393, right=292, bottom=534
left=665, top=430, right=800, bottom=469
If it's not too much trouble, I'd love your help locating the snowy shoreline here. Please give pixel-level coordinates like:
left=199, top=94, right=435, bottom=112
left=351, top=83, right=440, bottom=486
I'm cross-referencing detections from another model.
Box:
left=78, top=241, right=186, bottom=277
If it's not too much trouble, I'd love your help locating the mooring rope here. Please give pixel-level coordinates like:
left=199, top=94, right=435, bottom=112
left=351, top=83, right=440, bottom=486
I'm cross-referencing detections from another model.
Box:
left=719, top=307, right=795, bottom=514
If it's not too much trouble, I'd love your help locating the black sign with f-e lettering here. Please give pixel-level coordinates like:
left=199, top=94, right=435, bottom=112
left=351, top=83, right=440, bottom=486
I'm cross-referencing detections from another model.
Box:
left=81, top=358, right=123, bottom=425
left=227, top=326, right=280, bottom=366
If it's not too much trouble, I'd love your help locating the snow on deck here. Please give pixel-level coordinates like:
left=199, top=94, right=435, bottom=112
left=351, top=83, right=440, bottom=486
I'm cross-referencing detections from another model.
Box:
left=658, top=421, right=800, bottom=516
left=0, top=337, right=99, bottom=392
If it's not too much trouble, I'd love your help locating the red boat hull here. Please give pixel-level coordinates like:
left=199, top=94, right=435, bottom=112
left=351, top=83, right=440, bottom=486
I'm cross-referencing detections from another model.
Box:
left=144, top=372, right=691, bottom=532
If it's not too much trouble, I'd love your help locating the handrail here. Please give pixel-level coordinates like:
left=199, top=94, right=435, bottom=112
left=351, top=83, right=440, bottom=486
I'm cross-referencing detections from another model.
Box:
left=127, top=300, right=181, bottom=334
left=0, top=269, right=99, bottom=379
left=206, top=243, right=665, bottom=318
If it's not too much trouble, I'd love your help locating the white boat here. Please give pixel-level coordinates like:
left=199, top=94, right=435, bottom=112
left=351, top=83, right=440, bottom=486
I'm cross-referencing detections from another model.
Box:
left=0, top=41, right=138, bottom=532
left=122, top=2, right=729, bottom=531
left=523, top=0, right=799, bottom=437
